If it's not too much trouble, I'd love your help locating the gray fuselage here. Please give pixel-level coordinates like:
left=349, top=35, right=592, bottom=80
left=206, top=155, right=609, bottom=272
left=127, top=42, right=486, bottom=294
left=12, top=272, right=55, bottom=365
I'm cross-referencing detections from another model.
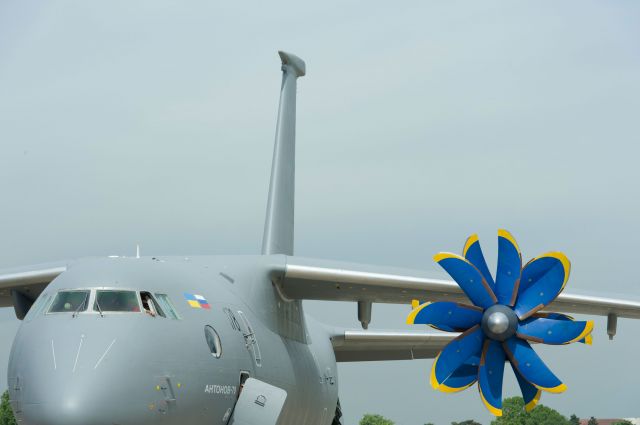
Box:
left=7, top=255, right=339, bottom=425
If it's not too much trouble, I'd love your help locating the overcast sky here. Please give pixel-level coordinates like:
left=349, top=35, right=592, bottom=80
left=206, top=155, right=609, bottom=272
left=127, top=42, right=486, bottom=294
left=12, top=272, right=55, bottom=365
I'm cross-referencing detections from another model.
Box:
left=1, top=1, right=639, bottom=424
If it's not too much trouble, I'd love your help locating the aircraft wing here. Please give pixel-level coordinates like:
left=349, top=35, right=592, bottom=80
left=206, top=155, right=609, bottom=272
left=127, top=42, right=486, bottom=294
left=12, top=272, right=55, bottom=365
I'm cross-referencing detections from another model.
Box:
left=278, top=256, right=640, bottom=319
left=0, top=262, right=69, bottom=316
left=330, top=329, right=456, bottom=362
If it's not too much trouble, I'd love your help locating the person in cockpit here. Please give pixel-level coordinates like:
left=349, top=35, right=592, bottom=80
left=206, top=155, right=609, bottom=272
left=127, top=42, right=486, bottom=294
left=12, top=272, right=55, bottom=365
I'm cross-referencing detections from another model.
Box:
left=141, top=293, right=156, bottom=317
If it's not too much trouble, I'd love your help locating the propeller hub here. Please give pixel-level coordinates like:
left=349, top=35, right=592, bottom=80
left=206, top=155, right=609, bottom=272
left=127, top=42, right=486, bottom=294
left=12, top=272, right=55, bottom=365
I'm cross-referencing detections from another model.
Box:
left=481, top=305, right=518, bottom=341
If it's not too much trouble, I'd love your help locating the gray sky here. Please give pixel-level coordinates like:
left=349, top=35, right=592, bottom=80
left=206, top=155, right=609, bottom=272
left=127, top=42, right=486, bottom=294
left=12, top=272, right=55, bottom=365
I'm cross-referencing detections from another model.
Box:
left=1, top=1, right=639, bottom=424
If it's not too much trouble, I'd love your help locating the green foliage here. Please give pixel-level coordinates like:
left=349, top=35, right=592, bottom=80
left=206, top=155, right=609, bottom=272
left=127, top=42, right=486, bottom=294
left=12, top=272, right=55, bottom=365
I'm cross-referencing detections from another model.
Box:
left=452, top=421, right=482, bottom=425
left=359, top=413, right=395, bottom=425
left=569, top=414, right=581, bottom=425
left=490, top=397, right=571, bottom=425
left=0, top=391, right=17, bottom=425
left=587, top=418, right=599, bottom=425
left=613, top=421, right=633, bottom=425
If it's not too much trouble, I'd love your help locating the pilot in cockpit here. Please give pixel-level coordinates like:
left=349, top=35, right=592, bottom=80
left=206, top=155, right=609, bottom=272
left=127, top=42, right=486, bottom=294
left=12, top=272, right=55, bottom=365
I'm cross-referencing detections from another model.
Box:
left=141, top=293, right=156, bottom=317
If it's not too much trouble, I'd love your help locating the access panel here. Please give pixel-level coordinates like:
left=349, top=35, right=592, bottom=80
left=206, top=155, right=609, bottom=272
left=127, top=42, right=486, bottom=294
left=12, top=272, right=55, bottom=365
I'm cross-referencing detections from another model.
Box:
left=227, top=378, right=287, bottom=425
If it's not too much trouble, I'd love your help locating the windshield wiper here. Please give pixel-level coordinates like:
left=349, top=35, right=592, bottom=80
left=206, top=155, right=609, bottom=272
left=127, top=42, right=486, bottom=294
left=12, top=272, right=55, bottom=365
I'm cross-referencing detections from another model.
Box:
left=95, top=297, right=104, bottom=317
left=72, top=293, right=88, bottom=318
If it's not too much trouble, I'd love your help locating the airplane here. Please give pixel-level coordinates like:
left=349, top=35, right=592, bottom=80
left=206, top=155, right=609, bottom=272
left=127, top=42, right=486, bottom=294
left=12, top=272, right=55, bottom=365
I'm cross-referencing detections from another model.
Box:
left=2, top=51, right=640, bottom=425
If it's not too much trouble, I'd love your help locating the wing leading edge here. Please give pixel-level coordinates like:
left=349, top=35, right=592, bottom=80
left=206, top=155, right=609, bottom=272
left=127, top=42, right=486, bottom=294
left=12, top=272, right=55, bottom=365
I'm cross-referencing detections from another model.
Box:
left=0, top=262, right=68, bottom=317
left=277, top=256, right=640, bottom=319
left=330, top=329, right=457, bottom=362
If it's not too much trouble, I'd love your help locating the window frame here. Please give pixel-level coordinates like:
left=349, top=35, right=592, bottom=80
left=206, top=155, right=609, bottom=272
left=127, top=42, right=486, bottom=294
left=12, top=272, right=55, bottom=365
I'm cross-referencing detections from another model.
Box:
left=140, top=291, right=165, bottom=318
left=204, top=325, right=223, bottom=358
left=93, top=289, right=142, bottom=314
left=44, top=288, right=181, bottom=317
left=46, top=289, right=93, bottom=315
left=153, top=293, right=181, bottom=320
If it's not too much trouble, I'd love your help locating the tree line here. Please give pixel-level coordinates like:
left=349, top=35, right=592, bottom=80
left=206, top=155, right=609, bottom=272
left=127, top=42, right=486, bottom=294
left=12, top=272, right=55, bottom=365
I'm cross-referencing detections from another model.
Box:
left=0, top=391, right=633, bottom=425
left=0, top=391, right=16, bottom=425
left=359, top=397, right=633, bottom=425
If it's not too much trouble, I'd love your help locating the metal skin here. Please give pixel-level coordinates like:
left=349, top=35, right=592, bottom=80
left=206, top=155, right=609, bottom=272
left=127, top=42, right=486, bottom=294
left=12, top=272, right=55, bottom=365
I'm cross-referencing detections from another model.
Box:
left=8, top=256, right=339, bottom=425
left=262, top=51, right=305, bottom=257
left=5, top=50, right=640, bottom=424
left=480, top=305, right=518, bottom=341
left=7, top=52, right=338, bottom=425
left=487, top=312, right=509, bottom=333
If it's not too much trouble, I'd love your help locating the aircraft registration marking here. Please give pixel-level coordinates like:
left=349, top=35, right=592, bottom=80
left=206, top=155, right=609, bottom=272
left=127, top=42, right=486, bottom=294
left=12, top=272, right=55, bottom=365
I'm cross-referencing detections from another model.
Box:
left=204, top=384, right=237, bottom=395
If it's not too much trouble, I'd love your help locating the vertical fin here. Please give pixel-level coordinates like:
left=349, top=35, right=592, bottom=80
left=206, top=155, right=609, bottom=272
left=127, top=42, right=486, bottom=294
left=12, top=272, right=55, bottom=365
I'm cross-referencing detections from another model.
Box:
left=261, top=51, right=306, bottom=256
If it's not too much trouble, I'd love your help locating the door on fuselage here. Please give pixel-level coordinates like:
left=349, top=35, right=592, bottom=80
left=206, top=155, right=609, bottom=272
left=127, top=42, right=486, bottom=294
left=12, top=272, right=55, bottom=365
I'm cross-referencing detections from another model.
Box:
left=227, top=378, right=287, bottom=425
left=220, top=307, right=257, bottom=373
left=217, top=308, right=256, bottom=423
left=236, top=310, right=262, bottom=368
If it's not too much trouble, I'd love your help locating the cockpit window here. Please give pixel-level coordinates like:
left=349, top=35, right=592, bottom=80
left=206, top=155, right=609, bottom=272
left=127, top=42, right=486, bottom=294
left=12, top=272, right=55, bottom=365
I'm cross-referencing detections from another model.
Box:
left=48, top=290, right=90, bottom=313
left=140, top=292, right=164, bottom=317
left=94, top=290, right=140, bottom=313
left=154, top=293, right=181, bottom=320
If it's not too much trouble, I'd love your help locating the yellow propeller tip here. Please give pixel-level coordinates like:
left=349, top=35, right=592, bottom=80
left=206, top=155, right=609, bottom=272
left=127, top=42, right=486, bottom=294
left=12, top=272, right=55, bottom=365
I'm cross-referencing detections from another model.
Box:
left=433, top=252, right=458, bottom=263
left=462, top=234, right=479, bottom=256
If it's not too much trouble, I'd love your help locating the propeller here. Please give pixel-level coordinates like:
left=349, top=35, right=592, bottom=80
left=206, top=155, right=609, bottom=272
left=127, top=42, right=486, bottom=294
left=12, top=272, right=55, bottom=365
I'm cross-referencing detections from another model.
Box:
left=407, top=230, right=593, bottom=416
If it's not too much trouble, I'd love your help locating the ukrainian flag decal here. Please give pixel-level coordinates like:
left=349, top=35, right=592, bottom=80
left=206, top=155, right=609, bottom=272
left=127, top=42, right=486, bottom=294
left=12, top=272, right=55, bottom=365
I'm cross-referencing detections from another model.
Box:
left=183, top=293, right=211, bottom=309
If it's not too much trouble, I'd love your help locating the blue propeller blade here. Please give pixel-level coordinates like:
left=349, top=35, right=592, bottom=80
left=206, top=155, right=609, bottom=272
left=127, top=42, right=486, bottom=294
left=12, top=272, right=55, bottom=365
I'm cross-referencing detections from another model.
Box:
left=518, top=252, right=570, bottom=295
left=514, top=253, right=571, bottom=319
left=436, top=355, right=480, bottom=393
left=478, top=340, right=506, bottom=416
left=494, top=229, right=522, bottom=306
left=463, top=234, right=495, bottom=290
left=534, top=313, right=592, bottom=344
left=503, top=337, right=566, bottom=393
left=407, top=301, right=483, bottom=331
left=419, top=232, right=582, bottom=416
left=510, top=361, right=541, bottom=412
left=536, top=312, right=573, bottom=320
left=431, top=326, right=484, bottom=391
left=517, top=317, right=594, bottom=345
left=434, top=253, right=497, bottom=309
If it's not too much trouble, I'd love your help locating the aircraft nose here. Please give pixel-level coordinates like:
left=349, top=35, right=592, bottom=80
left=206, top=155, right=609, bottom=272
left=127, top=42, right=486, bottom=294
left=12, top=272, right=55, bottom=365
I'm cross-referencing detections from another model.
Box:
left=10, top=323, right=160, bottom=425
